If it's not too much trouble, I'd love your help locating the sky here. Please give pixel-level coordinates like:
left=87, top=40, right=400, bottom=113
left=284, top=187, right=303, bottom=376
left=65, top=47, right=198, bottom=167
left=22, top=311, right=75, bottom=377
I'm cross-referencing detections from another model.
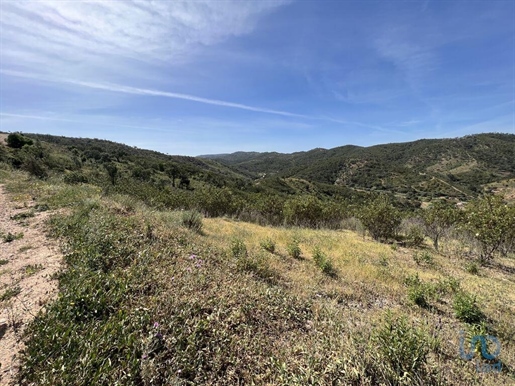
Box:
left=0, top=0, right=514, bottom=156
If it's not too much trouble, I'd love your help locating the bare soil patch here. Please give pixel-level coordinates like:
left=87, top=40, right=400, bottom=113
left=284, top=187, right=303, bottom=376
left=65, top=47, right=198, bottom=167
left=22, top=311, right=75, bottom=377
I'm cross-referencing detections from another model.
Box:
left=0, top=185, right=62, bottom=385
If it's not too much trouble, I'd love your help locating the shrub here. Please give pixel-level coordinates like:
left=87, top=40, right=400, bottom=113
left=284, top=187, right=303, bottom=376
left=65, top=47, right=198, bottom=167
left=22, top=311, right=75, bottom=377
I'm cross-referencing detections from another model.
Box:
left=64, top=171, right=89, bottom=184
left=260, top=237, right=276, bottom=253
left=453, top=291, right=483, bottom=324
left=435, top=277, right=460, bottom=294
left=7, top=132, right=33, bottom=148
left=286, top=238, right=301, bottom=259
left=181, top=210, right=203, bottom=233
left=312, top=247, right=336, bottom=276
left=22, top=157, right=48, bottom=179
left=463, top=323, right=491, bottom=360
left=461, top=195, right=515, bottom=262
left=372, top=312, right=430, bottom=383
left=11, top=211, right=35, bottom=221
left=465, top=262, right=479, bottom=275
left=230, top=238, right=247, bottom=259
left=236, top=251, right=274, bottom=281
left=194, top=187, right=236, bottom=218
left=283, top=195, right=325, bottom=227
left=405, top=224, right=426, bottom=248
left=407, top=284, right=431, bottom=308
left=422, top=200, right=460, bottom=251
left=358, top=195, right=401, bottom=242
left=404, top=273, right=435, bottom=308
left=412, top=251, right=433, bottom=266
left=0, top=285, right=21, bottom=301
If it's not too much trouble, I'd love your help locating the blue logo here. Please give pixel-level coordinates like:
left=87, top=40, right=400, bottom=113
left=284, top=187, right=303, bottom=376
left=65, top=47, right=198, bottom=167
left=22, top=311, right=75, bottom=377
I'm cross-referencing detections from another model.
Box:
left=459, top=330, right=502, bottom=373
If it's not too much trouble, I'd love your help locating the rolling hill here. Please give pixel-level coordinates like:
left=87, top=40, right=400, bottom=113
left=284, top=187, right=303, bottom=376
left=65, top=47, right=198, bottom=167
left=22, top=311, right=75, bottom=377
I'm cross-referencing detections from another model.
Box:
left=200, top=133, right=515, bottom=200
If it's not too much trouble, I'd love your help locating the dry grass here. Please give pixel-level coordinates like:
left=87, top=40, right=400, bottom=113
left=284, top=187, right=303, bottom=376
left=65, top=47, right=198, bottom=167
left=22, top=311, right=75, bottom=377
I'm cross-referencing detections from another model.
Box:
left=3, top=172, right=513, bottom=385
left=203, top=217, right=515, bottom=384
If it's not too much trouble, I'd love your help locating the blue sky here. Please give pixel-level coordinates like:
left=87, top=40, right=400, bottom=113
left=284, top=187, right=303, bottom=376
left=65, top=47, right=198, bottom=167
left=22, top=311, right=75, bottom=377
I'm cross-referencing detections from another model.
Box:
left=0, top=0, right=514, bottom=156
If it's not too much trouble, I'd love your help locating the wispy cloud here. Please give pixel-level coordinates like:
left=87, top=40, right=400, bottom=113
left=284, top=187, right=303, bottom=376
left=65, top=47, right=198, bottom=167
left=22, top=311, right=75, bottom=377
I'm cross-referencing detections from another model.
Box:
left=0, top=0, right=290, bottom=76
left=375, top=35, right=437, bottom=90
left=1, top=69, right=309, bottom=119
left=2, top=69, right=395, bottom=133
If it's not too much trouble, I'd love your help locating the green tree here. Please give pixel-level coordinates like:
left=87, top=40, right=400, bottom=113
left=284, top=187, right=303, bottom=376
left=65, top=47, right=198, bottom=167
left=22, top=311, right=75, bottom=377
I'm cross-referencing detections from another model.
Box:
left=7, top=132, right=33, bottom=149
left=165, top=163, right=179, bottom=187
left=283, top=195, right=324, bottom=227
left=422, top=200, right=460, bottom=251
left=462, top=195, right=515, bottom=262
left=194, top=187, right=235, bottom=217
left=104, top=163, right=118, bottom=185
left=358, top=195, right=401, bottom=242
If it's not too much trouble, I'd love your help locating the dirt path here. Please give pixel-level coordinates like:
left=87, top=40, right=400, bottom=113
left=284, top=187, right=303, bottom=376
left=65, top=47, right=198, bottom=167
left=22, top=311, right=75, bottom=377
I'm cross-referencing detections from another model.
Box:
left=0, top=185, right=62, bottom=385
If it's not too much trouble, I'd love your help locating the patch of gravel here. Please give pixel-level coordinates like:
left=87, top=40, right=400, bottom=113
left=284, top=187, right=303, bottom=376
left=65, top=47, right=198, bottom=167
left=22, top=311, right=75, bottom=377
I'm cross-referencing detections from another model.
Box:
left=0, top=185, right=62, bottom=385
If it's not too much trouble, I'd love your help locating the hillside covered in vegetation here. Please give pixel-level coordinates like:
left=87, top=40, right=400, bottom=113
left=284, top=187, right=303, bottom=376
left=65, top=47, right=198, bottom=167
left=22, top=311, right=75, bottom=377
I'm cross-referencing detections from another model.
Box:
left=0, top=131, right=514, bottom=385
left=202, top=133, right=515, bottom=201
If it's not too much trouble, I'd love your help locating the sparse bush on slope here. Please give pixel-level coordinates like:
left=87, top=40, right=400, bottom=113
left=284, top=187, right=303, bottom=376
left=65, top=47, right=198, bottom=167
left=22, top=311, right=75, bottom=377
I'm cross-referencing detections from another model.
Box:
left=358, top=195, right=402, bottom=242
left=422, top=200, right=460, bottom=251
left=461, top=194, right=515, bottom=262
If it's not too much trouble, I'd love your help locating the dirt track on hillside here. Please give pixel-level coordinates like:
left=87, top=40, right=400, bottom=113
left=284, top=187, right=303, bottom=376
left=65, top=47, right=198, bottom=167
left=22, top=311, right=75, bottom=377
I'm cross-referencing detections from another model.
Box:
left=0, top=185, right=62, bottom=385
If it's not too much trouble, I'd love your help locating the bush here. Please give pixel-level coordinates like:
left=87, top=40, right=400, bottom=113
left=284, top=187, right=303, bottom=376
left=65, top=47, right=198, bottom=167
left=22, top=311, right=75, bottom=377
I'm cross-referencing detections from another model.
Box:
left=407, top=284, right=431, bottom=308
left=404, top=274, right=435, bottom=308
left=358, top=195, right=401, bottom=242
left=312, top=247, right=336, bottom=276
left=435, top=277, right=460, bottom=294
left=181, top=210, right=203, bottom=233
left=7, top=132, right=33, bottom=148
left=286, top=238, right=301, bottom=259
left=22, top=157, right=48, bottom=179
left=230, top=238, right=247, bottom=259
left=412, top=251, right=433, bottom=266
left=260, top=237, right=276, bottom=253
left=2, top=231, right=24, bottom=243
left=405, top=224, right=425, bottom=248
left=0, top=285, right=21, bottom=301
left=422, top=200, right=460, bottom=251
left=453, top=291, right=483, bottom=323
left=283, top=195, right=325, bottom=228
left=64, top=171, right=89, bottom=184
left=465, top=262, right=479, bottom=275
left=372, top=312, right=430, bottom=383
left=461, top=195, right=515, bottom=262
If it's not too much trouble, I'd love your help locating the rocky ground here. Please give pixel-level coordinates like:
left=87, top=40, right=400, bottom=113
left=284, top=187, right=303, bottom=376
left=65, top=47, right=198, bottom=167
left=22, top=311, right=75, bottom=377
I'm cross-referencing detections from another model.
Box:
left=0, top=185, right=62, bottom=385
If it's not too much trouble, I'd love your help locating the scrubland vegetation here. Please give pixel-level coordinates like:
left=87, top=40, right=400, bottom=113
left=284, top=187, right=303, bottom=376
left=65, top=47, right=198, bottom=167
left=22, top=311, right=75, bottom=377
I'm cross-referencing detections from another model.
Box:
left=1, top=132, right=514, bottom=385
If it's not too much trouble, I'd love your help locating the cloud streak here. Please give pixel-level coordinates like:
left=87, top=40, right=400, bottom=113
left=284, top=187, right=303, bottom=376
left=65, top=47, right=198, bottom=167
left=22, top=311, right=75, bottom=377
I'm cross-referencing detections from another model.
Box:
left=1, top=70, right=309, bottom=119
left=2, top=70, right=395, bottom=133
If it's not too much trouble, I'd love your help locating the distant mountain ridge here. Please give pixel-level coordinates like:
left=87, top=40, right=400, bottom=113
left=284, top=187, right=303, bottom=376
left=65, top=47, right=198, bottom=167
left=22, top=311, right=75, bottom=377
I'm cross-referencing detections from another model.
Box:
left=199, top=133, right=515, bottom=199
